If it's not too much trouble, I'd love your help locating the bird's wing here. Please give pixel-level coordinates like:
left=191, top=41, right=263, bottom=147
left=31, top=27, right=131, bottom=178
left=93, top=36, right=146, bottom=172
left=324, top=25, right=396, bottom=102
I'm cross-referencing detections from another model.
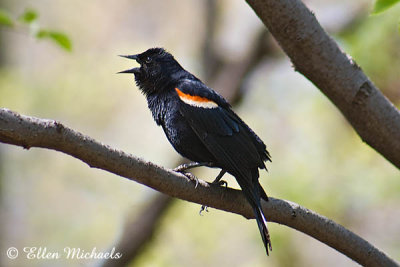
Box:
left=177, top=79, right=270, bottom=162
left=225, top=110, right=271, bottom=163
left=177, top=79, right=231, bottom=109
left=175, top=81, right=266, bottom=181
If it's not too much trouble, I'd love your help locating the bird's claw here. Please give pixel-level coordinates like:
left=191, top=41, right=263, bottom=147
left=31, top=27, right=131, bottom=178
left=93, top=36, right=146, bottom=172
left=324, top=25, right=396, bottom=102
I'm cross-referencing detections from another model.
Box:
left=217, top=180, right=228, bottom=187
left=174, top=164, right=200, bottom=188
left=173, top=162, right=208, bottom=172
left=173, top=165, right=186, bottom=172
left=199, top=205, right=209, bottom=215
left=179, top=172, right=199, bottom=188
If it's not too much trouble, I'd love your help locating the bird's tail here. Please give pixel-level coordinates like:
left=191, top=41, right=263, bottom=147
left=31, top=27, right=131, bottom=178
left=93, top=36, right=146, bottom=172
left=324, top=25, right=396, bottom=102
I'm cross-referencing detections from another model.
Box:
left=254, top=202, right=272, bottom=255
left=236, top=173, right=272, bottom=255
left=228, top=167, right=272, bottom=255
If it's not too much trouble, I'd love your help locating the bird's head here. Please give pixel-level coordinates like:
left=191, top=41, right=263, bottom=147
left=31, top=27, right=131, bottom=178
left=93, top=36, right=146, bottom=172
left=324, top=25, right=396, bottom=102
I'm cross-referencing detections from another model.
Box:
left=119, top=48, right=182, bottom=96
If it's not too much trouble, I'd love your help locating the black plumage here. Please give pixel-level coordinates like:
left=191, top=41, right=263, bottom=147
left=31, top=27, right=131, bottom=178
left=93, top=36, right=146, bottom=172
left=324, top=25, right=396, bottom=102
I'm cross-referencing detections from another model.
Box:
left=119, top=47, right=272, bottom=255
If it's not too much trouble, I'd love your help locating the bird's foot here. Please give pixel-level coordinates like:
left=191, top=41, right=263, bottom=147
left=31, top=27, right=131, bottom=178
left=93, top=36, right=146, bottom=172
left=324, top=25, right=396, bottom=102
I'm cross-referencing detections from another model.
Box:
left=174, top=162, right=198, bottom=172
left=210, top=170, right=227, bottom=187
left=178, top=171, right=200, bottom=188
left=198, top=178, right=228, bottom=216
left=215, top=180, right=228, bottom=187
left=199, top=205, right=209, bottom=215
left=174, top=162, right=215, bottom=172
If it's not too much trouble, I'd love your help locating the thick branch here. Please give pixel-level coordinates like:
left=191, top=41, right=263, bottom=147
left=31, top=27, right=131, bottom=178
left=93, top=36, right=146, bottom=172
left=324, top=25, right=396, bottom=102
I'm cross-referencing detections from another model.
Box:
left=0, top=108, right=397, bottom=266
left=246, top=0, right=400, bottom=169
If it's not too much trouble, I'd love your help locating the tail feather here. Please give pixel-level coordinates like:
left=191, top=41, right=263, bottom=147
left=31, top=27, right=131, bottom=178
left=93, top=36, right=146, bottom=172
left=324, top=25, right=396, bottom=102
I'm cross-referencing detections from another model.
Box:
left=254, top=205, right=272, bottom=255
left=258, top=183, right=269, bottom=202
left=233, top=169, right=272, bottom=255
left=251, top=169, right=268, bottom=202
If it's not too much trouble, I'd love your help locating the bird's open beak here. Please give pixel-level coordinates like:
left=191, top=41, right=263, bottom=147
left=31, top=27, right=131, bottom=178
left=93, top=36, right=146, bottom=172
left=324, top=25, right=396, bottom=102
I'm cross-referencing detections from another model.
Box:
left=120, top=54, right=138, bottom=60
left=118, top=54, right=140, bottom=74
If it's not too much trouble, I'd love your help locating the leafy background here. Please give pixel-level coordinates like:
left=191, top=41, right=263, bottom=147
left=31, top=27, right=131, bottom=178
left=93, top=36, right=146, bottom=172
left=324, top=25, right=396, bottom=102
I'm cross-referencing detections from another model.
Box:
left=0, top=0, right=399, bottom=266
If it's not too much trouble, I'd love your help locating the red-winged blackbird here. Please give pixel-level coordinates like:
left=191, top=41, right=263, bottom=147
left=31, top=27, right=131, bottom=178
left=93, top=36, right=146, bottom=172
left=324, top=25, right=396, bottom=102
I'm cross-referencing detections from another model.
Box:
left=119, top=48, right=272, bottom=255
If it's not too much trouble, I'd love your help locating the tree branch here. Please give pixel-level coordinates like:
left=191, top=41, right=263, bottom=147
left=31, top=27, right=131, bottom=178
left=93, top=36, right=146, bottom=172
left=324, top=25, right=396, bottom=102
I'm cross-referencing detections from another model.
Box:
left=0, top=108, right=397, bottom=266
left=246, top=0, right=400, bottom=169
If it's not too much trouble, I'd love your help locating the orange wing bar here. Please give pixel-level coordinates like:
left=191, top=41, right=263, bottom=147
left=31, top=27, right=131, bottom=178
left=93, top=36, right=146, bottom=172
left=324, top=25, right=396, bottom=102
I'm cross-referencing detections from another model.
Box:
left=175, top=88, right=215, bottom=103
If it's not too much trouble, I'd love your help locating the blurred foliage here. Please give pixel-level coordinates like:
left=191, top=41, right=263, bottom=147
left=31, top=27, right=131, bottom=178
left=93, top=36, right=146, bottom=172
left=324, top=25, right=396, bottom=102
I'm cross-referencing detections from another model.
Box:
left=36, top=30, right=72, bottom=51
left=372, top=0, right=400, bottom=14
left=18, top=8, right=37, bottom=23
left=0, top=8, right=13, bottom=26
left=0, top=7, right=72, bottom=51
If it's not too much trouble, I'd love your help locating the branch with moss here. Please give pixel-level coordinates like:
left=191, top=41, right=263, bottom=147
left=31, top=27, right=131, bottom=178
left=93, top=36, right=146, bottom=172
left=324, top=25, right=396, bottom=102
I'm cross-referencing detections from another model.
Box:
left=0, top=108, right=397, bottom=266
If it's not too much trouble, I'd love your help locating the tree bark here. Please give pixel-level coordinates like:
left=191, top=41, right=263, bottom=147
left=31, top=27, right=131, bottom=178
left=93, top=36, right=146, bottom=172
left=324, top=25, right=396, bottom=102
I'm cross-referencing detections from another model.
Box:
left=246, top=0, right=400, bottom=169
left=0, top=108, right=397, bottom=266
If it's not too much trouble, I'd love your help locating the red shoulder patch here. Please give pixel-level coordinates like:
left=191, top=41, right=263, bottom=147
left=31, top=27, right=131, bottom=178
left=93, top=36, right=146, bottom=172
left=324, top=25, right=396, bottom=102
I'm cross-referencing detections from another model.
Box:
left=175, top=88, right=218, bottom=108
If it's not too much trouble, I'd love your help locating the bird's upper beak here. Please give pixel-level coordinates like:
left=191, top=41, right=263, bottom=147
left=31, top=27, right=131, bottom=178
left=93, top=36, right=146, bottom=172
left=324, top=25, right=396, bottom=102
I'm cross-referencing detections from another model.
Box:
left=118, top=54, right=140, bottom=74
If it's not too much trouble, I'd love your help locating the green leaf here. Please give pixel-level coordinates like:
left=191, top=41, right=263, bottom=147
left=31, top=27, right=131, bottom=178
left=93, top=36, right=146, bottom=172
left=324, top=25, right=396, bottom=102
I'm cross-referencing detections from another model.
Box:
left=36, top=30, right=72, bottom=51
left=372, top=0, right=400, bottom=14
left=19, top=8, right=38, bottom=23
left=35, top=29, right=49, bottom=38
left=0, top=9, right=14, bottom=27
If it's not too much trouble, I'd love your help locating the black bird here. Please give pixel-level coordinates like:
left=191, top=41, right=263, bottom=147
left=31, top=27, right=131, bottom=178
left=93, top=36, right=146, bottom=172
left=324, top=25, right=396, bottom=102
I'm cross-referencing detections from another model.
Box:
left=119, top=48, right=272, bottom=255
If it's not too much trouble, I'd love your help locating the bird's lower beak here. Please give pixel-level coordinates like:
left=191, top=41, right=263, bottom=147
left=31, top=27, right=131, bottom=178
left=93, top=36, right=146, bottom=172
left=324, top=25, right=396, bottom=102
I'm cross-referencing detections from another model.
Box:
left=118, top=67, right=140, bottom=74
left=118, top=54, right=140, bottom=74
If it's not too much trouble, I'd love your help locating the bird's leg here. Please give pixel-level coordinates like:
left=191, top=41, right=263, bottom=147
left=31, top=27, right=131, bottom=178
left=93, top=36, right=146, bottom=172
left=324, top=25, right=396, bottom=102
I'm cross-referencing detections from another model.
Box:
left=173, top=162, right=215, bottom=172
left=181, top=172, right=200, bottom=188
left=174, top=162, right=203, bottom=188
left=199, top=205, right=209, bottom=215
left=211, top=169, right=227, bottom=187
left=200, top=169, right=228, bottom=215
left=174, top=162, right=216, bottom=189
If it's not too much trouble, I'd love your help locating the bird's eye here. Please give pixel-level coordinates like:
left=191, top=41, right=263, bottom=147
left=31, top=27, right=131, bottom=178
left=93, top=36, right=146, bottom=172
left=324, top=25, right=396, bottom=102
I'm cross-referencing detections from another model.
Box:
left=145, top=56, right=152, bottom=64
